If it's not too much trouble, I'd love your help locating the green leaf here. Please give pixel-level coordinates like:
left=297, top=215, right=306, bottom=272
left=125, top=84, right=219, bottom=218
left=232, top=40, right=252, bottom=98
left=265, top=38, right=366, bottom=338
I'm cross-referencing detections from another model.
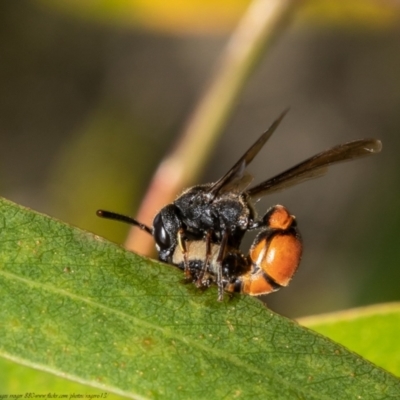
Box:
left=0, top=197, right=399, bottom=399
left=299, top=303, right=400, bottom=378
left=0, top=355, right=124, bottom=398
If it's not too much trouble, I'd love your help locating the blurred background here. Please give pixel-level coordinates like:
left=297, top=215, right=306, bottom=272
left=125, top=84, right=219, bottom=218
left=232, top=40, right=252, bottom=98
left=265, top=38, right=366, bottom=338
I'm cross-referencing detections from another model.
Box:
left=1, top=0, right=400, bottom=319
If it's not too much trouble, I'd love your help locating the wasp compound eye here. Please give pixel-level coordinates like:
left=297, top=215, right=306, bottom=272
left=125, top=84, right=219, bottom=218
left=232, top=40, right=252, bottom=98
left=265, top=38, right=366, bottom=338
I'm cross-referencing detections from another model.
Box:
left=153, top=213, right=172, bottom=249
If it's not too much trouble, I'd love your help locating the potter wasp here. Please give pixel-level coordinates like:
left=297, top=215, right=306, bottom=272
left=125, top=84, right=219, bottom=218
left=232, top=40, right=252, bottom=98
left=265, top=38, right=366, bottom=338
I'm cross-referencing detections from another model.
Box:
left=97, top=111, right=382, bottom=300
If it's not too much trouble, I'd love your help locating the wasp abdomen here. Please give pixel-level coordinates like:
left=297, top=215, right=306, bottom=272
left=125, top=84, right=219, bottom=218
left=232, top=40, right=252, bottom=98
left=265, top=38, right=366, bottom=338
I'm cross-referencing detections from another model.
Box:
left=229, top=205, right=302, bottom=296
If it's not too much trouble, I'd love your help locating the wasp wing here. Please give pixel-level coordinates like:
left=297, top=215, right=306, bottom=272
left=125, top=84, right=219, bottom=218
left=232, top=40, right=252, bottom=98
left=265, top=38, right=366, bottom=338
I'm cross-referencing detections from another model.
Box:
left=247, top=138, right=382, bottom=201
left=207, top=109, right=289, bottom=199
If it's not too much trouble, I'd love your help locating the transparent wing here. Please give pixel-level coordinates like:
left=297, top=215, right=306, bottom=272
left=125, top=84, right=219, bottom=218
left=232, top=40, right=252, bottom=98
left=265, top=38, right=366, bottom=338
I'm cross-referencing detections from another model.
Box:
left=207, top=109, right=288, bottom=199
left=247, top=139, right=382, bottom=201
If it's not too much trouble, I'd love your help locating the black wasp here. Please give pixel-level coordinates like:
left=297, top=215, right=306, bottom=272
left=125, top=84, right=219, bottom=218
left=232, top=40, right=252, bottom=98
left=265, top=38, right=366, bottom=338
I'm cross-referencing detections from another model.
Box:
left=97, top=111, right=382, bottom=300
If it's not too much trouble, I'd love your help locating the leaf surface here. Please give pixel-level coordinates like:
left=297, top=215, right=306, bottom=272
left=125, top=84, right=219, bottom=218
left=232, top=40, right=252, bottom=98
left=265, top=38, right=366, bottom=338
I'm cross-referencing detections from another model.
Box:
left=300, top=303, right=400, bottom=378
left=0, top=197, right=399, bottom=399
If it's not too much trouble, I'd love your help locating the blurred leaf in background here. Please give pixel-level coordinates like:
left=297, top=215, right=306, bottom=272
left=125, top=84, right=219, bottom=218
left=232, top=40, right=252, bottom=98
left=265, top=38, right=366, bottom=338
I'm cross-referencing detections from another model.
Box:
left=303, top=0, right=399, bottom=28
left=47, top=105, right=159, bottom=245
left=34, top=0, right=253, bottom=34
left=34, top=0, right=400, bottom=33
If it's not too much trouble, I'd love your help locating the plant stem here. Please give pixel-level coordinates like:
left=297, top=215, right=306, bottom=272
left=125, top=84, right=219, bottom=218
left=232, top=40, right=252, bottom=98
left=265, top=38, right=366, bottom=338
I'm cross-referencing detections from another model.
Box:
left=125, top=0, right=302, bottom=255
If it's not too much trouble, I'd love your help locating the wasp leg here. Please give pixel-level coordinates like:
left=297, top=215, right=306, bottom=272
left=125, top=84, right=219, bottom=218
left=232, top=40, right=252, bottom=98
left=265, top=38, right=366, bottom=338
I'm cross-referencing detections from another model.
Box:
left=216, top=230, right=229, bottom=301
left=195, top=230, right=212, bottom=288
left=177, top=229, right=191, bottom=280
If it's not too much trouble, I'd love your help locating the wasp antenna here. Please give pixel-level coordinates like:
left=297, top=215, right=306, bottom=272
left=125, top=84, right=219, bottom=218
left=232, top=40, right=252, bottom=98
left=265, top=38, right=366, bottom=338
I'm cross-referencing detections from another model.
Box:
left=96, top=210, right=153, bottom=235
left=280, top=107, right=290, bottom=119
